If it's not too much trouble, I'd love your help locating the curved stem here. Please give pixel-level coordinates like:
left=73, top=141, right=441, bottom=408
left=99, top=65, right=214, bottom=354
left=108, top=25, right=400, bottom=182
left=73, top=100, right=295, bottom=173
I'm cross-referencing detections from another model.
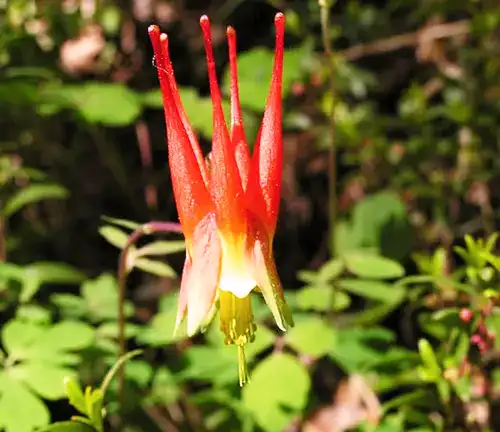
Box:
left=101, top=349, right=143, bottom=397
left=117, top=221, right=183, bottom=408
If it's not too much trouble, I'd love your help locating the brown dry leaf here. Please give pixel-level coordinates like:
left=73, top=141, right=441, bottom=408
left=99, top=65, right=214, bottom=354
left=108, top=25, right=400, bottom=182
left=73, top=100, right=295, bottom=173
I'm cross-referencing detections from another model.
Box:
left=416, top=16, right=465, bottom=80
left=303, top=375, right=381, bottom=432
left=60, top=24, right=105, bottom=75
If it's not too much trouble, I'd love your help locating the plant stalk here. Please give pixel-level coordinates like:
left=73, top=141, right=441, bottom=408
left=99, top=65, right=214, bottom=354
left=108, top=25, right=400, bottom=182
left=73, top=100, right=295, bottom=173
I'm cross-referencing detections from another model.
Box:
left=117, top=221, right=183, bottom=406
left=319, top=0, right=337, bottom=256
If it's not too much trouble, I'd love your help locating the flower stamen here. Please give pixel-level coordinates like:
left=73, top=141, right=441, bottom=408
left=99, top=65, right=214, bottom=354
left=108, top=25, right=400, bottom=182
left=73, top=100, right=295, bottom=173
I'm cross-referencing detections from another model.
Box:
left=219, top=290, right=256, bottom=386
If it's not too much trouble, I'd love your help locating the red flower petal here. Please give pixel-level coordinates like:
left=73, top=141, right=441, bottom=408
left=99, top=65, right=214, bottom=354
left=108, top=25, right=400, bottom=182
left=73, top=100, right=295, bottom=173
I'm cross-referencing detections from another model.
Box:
left=177, top=213, right=221, bottom=336
left=246, top=13, right=285, bottom=236
left=148, top=26, right=212, bottom=241
left=151, top=29, right=209, bottom=187
left=227, top=26, right=250, bottom=189
left=245, top=210, right=293, bottom=332
left=200, top=16, right=247, bottom=243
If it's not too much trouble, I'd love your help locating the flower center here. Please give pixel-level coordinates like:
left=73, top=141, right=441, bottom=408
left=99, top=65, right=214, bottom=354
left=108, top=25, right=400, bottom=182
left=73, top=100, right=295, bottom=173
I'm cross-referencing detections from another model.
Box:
left=218, top=237, right=256, bottom=298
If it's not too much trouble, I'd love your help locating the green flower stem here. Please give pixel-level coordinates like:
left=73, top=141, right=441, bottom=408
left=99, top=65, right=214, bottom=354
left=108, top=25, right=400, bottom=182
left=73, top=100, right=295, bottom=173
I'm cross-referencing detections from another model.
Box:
left=319, top=0, right=338, bottom=256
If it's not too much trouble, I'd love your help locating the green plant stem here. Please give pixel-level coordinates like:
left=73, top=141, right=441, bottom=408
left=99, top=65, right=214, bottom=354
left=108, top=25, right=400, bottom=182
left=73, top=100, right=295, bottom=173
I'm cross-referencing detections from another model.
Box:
left=101, top=349, right=143, bottom=396
left=117, top=221, right=183, bottom=406
left=319, top=0, right=337, bottom=256
left=0, top=216, right=5, bottom=262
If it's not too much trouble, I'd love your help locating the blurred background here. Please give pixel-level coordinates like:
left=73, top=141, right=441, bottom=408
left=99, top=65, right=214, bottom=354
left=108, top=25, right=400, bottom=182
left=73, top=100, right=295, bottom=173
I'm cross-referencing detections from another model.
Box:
left=1, top=0, right=500, bottom=431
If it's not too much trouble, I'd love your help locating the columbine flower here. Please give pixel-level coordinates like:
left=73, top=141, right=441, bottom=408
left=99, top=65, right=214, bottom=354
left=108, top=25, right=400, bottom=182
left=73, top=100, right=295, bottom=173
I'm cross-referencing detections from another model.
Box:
left=148, top=12, right=293, bottom=385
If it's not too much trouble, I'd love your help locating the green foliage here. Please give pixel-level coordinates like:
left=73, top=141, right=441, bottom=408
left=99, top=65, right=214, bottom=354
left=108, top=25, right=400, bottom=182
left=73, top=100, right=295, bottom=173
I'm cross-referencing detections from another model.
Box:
left=2, top=184, right=68, bottom=218
left=334, top=192, right=412, bottom=260
left=98, top=220, right=184, bottom=278
left=2, top=0, right=500, bottom=431
left=243, top=353, right=310, bottom=431
left=0, top=318, right=95, bottom=431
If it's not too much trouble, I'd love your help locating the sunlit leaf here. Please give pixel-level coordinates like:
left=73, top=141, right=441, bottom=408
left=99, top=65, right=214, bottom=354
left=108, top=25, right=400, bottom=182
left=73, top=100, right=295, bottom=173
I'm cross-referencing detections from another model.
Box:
left=11, top=362, right=75, bottom=400
left=0, top=373, right=50, bottom=431
left=27, top=321, right=95, bottom=355
left=2, top=320, right=44, bottom=358
left=21, top=262, right=85, bottom=303
left=38, top=422, right=96, bottom=432
left=134, top=258, right=176, bottom=278
left=136, top=240, right=185, bottom=257
left=285, top=315, right=337, bottom=357
left=243, top=354, right=310, bottom=432
left=3, top=184, right=68, bottom=217
left=100, top=216, right=140, bottom=230
left=98, top=225, right=129, bottom=249
left=64, top=377, right=87, bottom=415
left=344, top=252, right=405, bottom=279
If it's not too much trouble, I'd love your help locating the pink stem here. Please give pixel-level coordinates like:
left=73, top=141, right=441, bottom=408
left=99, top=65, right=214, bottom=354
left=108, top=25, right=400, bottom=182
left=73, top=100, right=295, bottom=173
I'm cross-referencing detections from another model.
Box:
left=118, top=221, right=183, bottom=403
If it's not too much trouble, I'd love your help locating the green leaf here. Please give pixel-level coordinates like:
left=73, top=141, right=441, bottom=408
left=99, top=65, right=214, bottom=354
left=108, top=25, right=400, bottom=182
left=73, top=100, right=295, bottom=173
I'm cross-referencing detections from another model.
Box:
left=333, top=220, right=362, bottom=256
left=75, top=83, right=141, bottom=126
left=10, top=362, right=75, bottom=400
left=329, top=328, right=395, bottom=372
left=350, top=192, right=412, bottom=260
left=50, top=294, right=87, bottom=319
left=100, top=216, right=140, bottom=230
left=418, top=339, right=441, bottom=381
left=98, top=225, right=129, bottom=249
left=2, top=320, right=44, bottom=358
left=245, top=326, right=276, bottom=360
left=21, top=262, right=85, bottom=302
left=0, top=262, right=24, bottom=283
left=0, top=374, right=50, bottom=432
left=338, top=279, right=405, bottom=304
left=100, top=5, right=121, bottom=35
left=64, top=377, right=87, bottom=415
left=243, top=353, right=310, bottom=432
left=344, top=252, right=405, bottom=279
left=223, top=45, right=308, bottom=111
left=296, top=270, right=318, bottom=284
left=38, top=422, right=96, bottom=432
left=134, top=258, right=176, bottom=278
left=136, top=240, right=185, bottom=257
left=316, top=259, right=345, bottom=281
left=381, top=389, right=433, bottom=413
left=2, top=183, right=68, bottom=217
left=140, top=89, right=164, bottom=108
left=180, top=346, right=238, bottom=383
left=138, top=298, right=187, bottom=346
left=368, top=412, right=405, bottom=432
left=82, top=273, right=133, bottom=321
left=285, top=316, right=336, bottom=357
left=84, top=388, right=104, bottom=427
left=27, top=321, right=94, bottom=356
left=96, top=322, right=141, bottom=340
left=119, top=359, right=152, bottom=387
left=295, top=285, right=350, bottom=312
left=142, top=88, right=229, bottom=138
left=149, top=367, right=181, bottom=405
left=16, top=304, right=51, bottom=325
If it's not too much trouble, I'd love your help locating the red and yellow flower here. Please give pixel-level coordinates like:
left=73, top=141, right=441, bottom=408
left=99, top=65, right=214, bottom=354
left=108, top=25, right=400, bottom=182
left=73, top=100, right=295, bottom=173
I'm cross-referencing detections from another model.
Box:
left=148, top=12, right=293, bottom=385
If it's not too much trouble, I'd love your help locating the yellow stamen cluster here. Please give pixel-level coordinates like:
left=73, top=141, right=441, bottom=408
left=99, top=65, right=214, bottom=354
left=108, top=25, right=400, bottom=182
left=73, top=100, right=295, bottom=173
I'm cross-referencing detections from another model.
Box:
left=218, top=290, right=256, bottom=386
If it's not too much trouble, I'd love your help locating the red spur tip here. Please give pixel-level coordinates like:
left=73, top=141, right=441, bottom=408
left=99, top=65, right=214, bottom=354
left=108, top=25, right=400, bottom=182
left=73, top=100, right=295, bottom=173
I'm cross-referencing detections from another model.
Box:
left=200, top=15, right=210, bottom=27
left=274, top=12, right=285, bottom=25
left=148, top=24, right=160, bottom=36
